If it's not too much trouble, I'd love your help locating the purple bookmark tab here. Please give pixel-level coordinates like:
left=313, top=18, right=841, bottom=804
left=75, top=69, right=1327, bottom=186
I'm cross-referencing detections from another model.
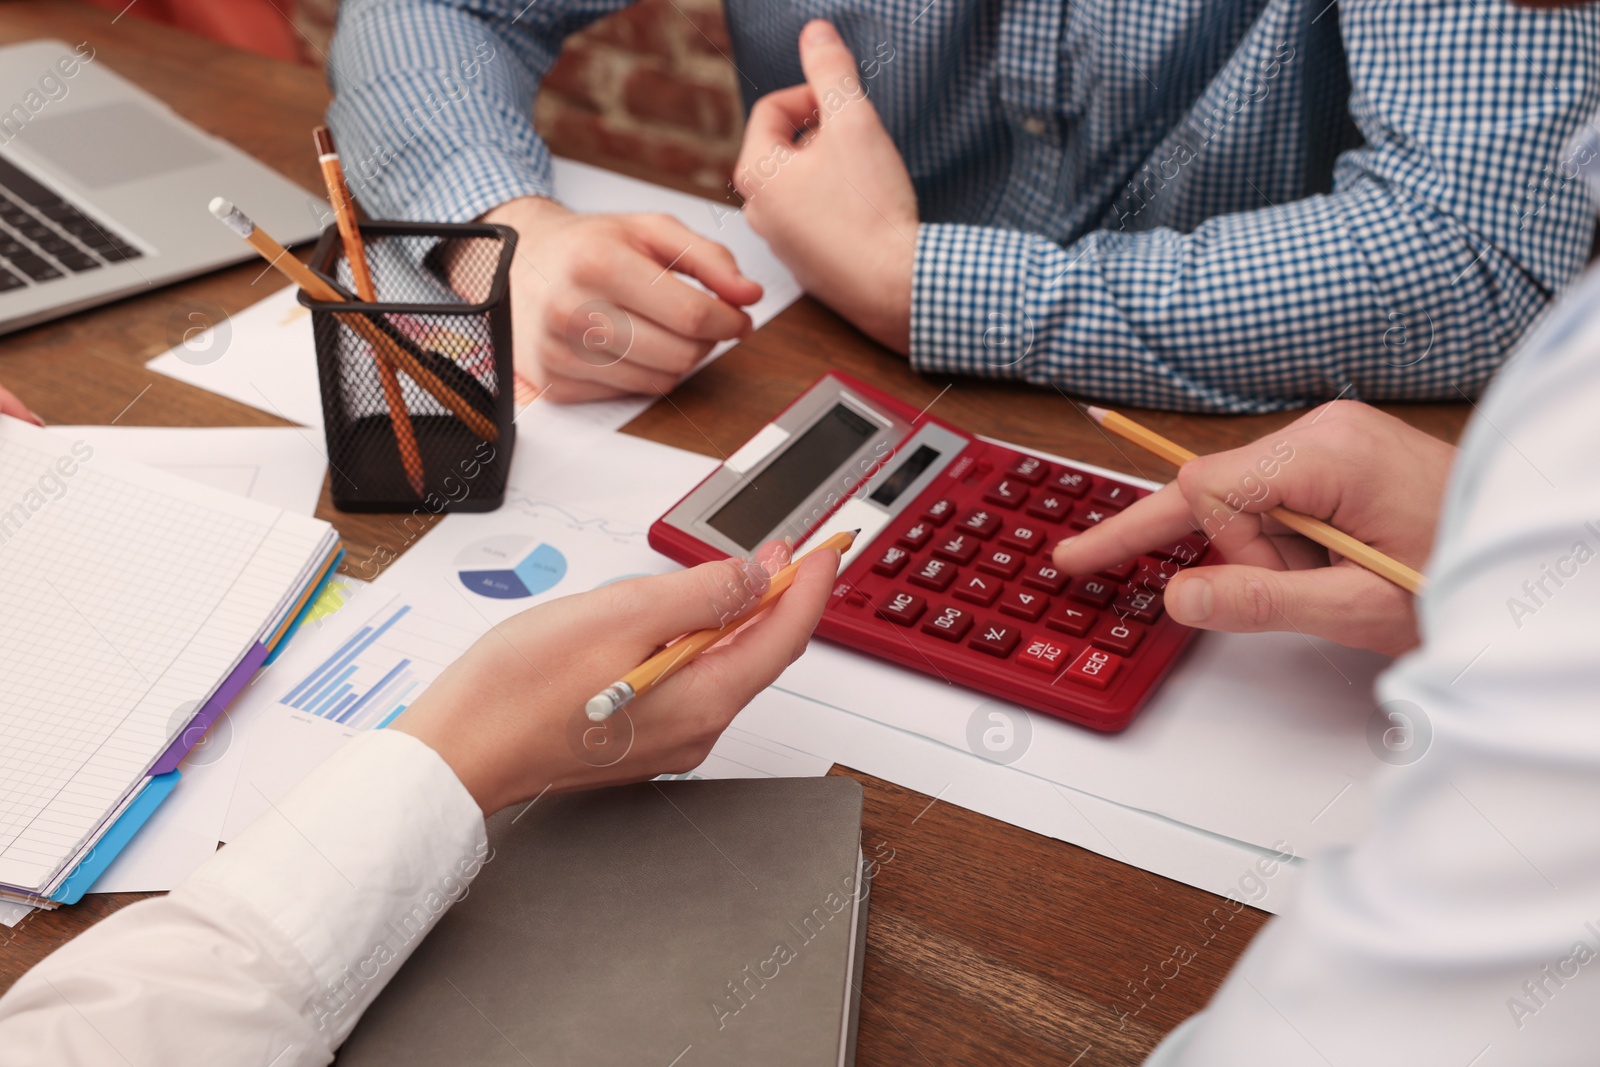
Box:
left=150, top=642, right=270, bottom=775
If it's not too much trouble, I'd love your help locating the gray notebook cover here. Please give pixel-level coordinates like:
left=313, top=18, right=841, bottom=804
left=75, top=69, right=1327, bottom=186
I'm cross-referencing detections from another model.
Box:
left=337, top=776, right=868, bottom=1067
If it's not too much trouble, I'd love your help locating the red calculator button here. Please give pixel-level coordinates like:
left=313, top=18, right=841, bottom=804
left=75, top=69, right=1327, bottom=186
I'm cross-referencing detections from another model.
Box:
left=1098, top=558, right=1137, bottom=581
left=1017, top=636, right=1071, bottom=673
left=969, top=620, right=1022, bottom=658
left=933, top=532, right=981, bottom=564
left=1025, top=494, right=1071, bottom=522
left=923, top=498, right=956, bottom=526
left=998, top=523, right=1044, bottom=553
left=983, top=477, right=1029, bottom=509
left=1114, top=589, right=1164, bottom=623
left=1129, top=557, right=1179, bottom=593
left=1050, top=470, right=1092, bottom=498
left=999, top=588, right=1049, bottom=622
left=1091, top=617, right=1145, bottom=655
left=1155, top=534, right=1208, bottom=566
left=1063, top=647, right=1123, bottom=689
left=1045, top=605, right=1097, bottom=636
left=1067, top=575, right=1117, bottom=608
left=878, top=590, right=926, bottom=625
left=1008, top=455, right=1049, bottom=484
left=1070, top=503, right=1114, bottom=530
left=899, top=521, right=933, bottom=549
left=921, top=604, right=973, bottom=641
left=1022, top=562, right=1070, bottom=594
left=958, top=508, right=1001, bottom=538
left=907, top=557, right=957, bottom=592
left=977, top=547, right=1026, bottom=579
left=952, top=573, right=1003, bottom=606
left=872, top=545, right=911, bottom=577
left=1093, top=483, right=1137, bottom=509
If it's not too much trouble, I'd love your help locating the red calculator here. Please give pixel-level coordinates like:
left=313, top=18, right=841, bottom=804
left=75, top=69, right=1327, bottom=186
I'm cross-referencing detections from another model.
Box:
left=649, top=373, right=1211, bottom=732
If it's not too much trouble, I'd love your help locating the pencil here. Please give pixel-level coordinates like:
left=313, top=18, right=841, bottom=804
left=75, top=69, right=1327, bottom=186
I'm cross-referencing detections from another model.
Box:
left=313, top=126, right=426, bottom=498
left=207, top=197, right=499, bottom=445
left=585, top=530, right=857, bottom=722
left=1083, top=405, right=1426, bottom=595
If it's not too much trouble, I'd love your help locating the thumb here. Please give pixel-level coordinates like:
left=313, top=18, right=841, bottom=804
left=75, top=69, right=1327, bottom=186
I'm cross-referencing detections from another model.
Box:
left=798, top=20, right=870, bottom=126
left=1164, top=563, right=1413, bottom=651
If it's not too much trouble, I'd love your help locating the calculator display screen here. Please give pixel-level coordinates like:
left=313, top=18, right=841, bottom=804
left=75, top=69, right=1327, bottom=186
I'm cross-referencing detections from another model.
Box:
left=707, top=403, right=878, bottom=550
left=869, top=445, right=941, bottom=506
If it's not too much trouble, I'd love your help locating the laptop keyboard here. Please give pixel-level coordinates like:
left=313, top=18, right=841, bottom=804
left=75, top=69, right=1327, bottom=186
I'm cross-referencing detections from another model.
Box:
left=0, top=156, right=142, bottom=292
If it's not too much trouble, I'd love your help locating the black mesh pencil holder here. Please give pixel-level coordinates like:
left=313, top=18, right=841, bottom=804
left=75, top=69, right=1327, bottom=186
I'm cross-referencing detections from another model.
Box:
left=300, top=221, right=518, bottom=512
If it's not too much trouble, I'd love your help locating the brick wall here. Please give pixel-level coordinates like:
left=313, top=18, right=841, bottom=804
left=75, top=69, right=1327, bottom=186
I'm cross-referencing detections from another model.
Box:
left=535, top=0, right=744, bottom=197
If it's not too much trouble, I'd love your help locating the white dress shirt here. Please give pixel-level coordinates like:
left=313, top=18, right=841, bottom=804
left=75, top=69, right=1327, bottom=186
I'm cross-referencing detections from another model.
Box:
left=7, top=269, right=1600, bottom=1066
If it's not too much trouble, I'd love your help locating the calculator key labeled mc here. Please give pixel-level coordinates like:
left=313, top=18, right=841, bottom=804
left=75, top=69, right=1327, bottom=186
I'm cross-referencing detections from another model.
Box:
left=982, top=477, right=1028, bottom=509
left=921, top=604, right=973, bottom=641
left=907, top=557, right=957, bottom=592
left=877, top=590, right=926, bottom=625
left=969, top=621, right=1022, bottom=658
left=871, top=545, right=910, bottom=577
left=1062, top=647, right=1123, bottom=689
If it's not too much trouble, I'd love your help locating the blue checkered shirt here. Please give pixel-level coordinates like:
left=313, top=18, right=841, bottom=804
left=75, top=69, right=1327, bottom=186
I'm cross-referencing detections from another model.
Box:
left=327, top=0, right=1600, bottom=412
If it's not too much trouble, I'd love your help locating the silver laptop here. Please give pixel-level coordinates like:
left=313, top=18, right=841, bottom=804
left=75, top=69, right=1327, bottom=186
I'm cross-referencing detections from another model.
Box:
left=0, top=39, right=326, bottom=334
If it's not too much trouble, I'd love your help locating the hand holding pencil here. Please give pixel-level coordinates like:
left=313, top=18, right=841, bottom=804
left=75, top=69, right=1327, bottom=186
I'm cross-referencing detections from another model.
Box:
left=1052, top=401, right=1455, bottom=657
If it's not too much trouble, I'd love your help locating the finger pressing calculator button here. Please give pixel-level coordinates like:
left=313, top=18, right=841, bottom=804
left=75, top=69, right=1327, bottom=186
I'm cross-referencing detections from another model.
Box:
left=1114, top=589, right=1164, bottom=623
left=933, top=532, right=981, bottom=564
left=1022, top=562, right=1069, bottom=594
left=878, top=590, right=926, bottom=625
left=1024, top=494, right=1070, bottom=522
left=1091, top=617, right=1145, bottom=655
left=923, top=498, right=956, bottom=526
left=1070, top=503, right=1113, bottom=530
left=872, top=545, right=911, bottom=577
left=1018, top=636, right=1072, bottom=673
left=1063, top=647, right=1123, bottom=689
left=1050, top=470, right=1092, bottom=498
left=958, top=508, right=1000, bottom=538
left=1098, top=558, right=1136, bottom=581
left=1008, top=455, right=1049, bottom=484
left=907, top=557, right=957, bottom=592
left=953, top=572, right=1003, bottom=606
left=1045, top=604, right=1097, bottom=636
left=999, top=587, right=1049, bottom=622
left=1067, top=576, right=1117, bottom=608
left=969, top=620, right=1021, bottom=658
left=899, top=521, right=934, bottom=549
left=998, top=523, right=1044, bottom=553
left=1092, top=483, right=1138, bottom=509
left=983, top=477, right=1029, bottom=509
left=977, top=546, right=1026, bottom=579
left=921, top=604, right=973, bottom=641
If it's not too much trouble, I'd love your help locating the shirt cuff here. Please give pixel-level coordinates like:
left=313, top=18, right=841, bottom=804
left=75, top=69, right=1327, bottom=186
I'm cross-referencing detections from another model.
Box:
left=188, top=729, right=487, bottom=1042
left=909, top=222, right=1038, bottom=382
left=388, top=141, right=557, bottom=225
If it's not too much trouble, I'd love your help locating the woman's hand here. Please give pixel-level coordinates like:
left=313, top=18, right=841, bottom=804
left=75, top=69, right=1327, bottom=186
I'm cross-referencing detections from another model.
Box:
left=1052, top=403, right=1456, bottom=655
left=392, top=542, right=836, bottom=814
left=0, top=382, right=43, bottom=426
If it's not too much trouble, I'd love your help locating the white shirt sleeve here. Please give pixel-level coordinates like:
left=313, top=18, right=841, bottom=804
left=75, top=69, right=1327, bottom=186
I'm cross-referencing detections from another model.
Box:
left=0, top=729, right=486, bottom=1067
left=1148, top=261, right=1600, bottom=1065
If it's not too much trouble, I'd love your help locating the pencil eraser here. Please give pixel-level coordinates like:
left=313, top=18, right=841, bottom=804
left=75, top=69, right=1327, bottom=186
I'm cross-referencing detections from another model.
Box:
left=584, top=696, right=614, bottom=722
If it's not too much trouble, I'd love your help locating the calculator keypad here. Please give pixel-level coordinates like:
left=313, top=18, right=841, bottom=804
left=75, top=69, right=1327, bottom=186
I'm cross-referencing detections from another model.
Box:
left=829, top=442, right=1212, bottom=732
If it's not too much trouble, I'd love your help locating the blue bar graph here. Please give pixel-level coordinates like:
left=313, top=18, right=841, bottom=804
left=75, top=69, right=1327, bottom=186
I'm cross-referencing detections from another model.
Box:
left=278, top=604, right=428, bottom=731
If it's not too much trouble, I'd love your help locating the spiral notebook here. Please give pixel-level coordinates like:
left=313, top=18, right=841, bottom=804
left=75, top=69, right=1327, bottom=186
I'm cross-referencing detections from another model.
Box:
left=0, top=415, right=340, bottom=905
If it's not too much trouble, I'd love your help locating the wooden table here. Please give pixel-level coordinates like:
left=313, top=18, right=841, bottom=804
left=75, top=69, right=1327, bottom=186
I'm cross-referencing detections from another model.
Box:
left=0, top=4, right=1471, bottom=1063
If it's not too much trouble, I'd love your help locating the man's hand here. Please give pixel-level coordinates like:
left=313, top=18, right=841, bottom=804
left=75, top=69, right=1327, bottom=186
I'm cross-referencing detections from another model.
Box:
left=392, top=542, right=837, bottom=815
left=1052, top=403, right=1456, bottom=655
left=735, top=20, right=917, bottom=353
left=0, top=382, right=43, bottom=426
left=480, top=196, right=764, bottom=403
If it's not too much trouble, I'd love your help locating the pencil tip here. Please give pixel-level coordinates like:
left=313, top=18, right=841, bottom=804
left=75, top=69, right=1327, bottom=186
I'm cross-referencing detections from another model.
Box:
left=1085, top=405, right=1109, bottom=424
left=313, top=125, right=335, bottom=156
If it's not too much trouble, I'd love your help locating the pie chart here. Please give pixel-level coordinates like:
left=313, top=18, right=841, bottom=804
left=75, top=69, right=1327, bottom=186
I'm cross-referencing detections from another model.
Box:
left=456, top=536, right=569, bottom=599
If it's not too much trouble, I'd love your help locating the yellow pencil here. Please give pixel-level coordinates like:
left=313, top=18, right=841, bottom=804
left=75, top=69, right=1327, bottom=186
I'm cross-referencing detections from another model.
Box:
left=207, top=197, right=499, bottom=445
left=1084, top=405, right=1426, bottom=595
left=313, top=126, right=427, bottom=498
left=585, top=530, right=857, bottom=721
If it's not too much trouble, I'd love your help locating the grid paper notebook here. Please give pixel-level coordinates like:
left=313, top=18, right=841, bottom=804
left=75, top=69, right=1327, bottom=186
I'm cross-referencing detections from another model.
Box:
left=0, top=417, right=336, bottom=895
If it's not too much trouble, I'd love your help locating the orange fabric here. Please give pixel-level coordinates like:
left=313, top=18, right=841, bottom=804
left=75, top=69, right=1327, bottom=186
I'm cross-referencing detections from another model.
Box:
left=83, top=0, right=304, bottom=63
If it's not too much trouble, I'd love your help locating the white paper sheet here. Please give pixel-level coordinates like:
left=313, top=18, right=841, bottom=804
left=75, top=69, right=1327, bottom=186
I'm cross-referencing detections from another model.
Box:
left=146, top=158, right=803, bottom=433
left=59, top=426, right=327, bottom=515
